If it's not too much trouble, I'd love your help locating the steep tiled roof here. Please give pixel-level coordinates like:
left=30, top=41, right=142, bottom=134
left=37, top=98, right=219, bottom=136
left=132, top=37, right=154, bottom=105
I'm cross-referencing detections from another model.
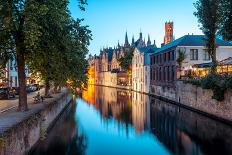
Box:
left=136, top=45, right=159, bottom=65
left=155, top=35, right=232, bottom=53
left=137, top=45, right=159, bottom=54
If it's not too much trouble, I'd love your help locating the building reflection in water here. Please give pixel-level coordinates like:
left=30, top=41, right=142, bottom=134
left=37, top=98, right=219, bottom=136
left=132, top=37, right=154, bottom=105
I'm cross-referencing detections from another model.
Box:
left=82, top=86, right=232, bottom=155
left=30, top=101, right=87, bottom=155
left=83, top=85, right=151, bottom=135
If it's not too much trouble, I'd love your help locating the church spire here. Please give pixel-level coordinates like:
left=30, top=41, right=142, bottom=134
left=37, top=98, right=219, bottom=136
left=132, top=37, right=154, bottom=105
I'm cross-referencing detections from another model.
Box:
left=139, top=31, right=143, bottom=39
left=132, top=35, right=135, bottom=45
left=117, top=40, right=120, bottom=48
left=147, top=34, right=151, bottom=46
left=124, top=31, right=129, bottom=47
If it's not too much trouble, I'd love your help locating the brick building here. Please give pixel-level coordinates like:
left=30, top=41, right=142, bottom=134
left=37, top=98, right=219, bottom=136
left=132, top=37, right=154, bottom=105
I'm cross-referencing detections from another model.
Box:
left=150, top=35, right=232, bottom=89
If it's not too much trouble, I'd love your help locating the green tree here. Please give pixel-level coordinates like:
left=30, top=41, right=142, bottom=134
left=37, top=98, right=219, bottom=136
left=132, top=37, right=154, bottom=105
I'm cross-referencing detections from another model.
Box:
left=28, top=0, right=71, bottom=96
left=118, top=48, right=134, bottom=75
left=194, top=0, right=221, bottom=73
left=176, top=48, right=186, bottom=79
left=219, top=0, right=232, bottom=41
left=65, top=19, right=90, bottom=91
left=0, top=0, right=90, bottom=110
left=29, top=1, right=91, bottom=96
left=0, top=0, right=46, bottom=111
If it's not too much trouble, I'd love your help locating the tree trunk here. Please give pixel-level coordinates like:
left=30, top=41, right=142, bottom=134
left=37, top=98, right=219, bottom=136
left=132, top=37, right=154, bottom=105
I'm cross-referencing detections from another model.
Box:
left=54, top=86, right=58, bottom=94
left=15, top=14, right=28, bottom=111
left=17, top=52, right=28, bottom=111
left=211, top=37, right=217, bottom=74
left=45, top=80, right=50, bottom=96
left=58, top=86, right=61, bottom=92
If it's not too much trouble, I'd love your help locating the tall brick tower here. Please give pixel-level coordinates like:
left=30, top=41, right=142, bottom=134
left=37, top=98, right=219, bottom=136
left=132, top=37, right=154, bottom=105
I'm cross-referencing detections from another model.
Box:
left=164, top=22, right=174, bottom=44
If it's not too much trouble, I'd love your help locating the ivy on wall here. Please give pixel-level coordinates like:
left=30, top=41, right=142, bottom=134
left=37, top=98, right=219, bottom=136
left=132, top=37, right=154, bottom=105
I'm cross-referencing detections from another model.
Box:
left=185, top=74, right=232, bottom=101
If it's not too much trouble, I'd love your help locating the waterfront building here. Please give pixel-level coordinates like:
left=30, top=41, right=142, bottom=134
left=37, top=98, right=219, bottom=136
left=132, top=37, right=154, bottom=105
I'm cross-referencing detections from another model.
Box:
left=99, top=47, right=114, bottom=72
left=88, top=31, right=148, bottom=88
left=111, top=47, right=124, bottom=72
left=132, top=39, right=158, bottom=93
left=150, top=34, right=232, bottom=89
left=88, top=54, right=100, bottom=84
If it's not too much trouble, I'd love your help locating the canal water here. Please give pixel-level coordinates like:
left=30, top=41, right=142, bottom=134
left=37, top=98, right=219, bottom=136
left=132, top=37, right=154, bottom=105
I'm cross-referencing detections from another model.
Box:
left=30, top=85, right=232, bottom=155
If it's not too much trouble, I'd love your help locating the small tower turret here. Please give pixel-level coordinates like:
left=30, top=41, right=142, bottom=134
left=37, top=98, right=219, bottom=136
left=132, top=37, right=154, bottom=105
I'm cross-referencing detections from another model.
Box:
left=147, top=34, right=151, bottom=46
left=124, top=31, right=130, bottom=47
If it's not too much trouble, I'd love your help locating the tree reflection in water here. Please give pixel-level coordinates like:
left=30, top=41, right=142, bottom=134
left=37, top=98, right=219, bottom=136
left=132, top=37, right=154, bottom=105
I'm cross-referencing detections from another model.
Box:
left=30, top=101, right=87, bottom=155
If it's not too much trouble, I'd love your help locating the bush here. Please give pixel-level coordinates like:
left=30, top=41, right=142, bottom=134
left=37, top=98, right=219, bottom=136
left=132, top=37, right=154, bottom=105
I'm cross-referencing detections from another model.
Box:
left=201, top=73, right=220, bottom=89
left=185, top=73, right=231, bottom=101
left=212, top=85, right=225, bottom=101
left=226, top=76, right=232, bottom=89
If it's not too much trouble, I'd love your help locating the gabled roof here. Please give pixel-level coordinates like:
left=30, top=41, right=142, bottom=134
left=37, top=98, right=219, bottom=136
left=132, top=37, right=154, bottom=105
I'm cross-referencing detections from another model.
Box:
left=136, top=45, right=159, bottom=65
left=155, top=35, right=232, bottom=53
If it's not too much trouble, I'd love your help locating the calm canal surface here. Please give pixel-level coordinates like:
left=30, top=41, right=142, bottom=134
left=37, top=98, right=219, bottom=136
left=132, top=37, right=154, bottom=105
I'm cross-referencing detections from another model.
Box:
left=31, top=86, right=232, bottom=155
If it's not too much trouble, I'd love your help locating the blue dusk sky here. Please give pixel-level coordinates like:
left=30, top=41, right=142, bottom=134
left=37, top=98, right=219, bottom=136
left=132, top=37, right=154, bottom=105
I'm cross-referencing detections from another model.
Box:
left=69, top=0, right=202, bottom=55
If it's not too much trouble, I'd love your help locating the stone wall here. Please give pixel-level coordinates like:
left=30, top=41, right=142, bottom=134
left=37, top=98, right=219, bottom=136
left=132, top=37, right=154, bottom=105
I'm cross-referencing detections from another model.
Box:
left=150, top=81, right=232, bottom=122
left=176, top=81, right=232, bottom=122
left=0, top=92, right=72, bottom=155
left=150, top=84, right=177, bottom=100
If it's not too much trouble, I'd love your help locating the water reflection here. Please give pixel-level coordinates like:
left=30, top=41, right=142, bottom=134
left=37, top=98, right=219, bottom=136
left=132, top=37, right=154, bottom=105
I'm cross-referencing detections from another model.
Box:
left=82, top=85, right=151, bottom=134
left=31, top=86, right=232, bottom=155
left=30, top=102, right=87, bottom=155
left=150, top=98, right=232, bottom=155
left=82, top=85, right=232, bottom=155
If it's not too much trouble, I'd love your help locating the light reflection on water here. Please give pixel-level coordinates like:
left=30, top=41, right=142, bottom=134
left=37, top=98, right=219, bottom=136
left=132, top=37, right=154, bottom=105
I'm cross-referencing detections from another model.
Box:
left=31, top=85, right=232, bottom=155
left=75, top=98, right=170, bottom=155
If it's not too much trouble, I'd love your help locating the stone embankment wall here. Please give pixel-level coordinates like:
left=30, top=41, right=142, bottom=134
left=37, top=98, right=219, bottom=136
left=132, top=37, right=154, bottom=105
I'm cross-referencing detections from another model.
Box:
left=0, top=92, right=72, bottom=155
left=150, top=81, right=232, bottom=123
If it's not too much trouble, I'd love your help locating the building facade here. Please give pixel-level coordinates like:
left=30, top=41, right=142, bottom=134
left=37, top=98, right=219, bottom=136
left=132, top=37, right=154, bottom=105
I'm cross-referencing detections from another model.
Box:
left=0, top=57, right=39, bottom=88
left=150, top=35, right=232, bottom=89
left=132, top=44, right=158, bottom=93
left=6, top=58, right=30, bottom=87
left=88, top=32, right=150, bottom=88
